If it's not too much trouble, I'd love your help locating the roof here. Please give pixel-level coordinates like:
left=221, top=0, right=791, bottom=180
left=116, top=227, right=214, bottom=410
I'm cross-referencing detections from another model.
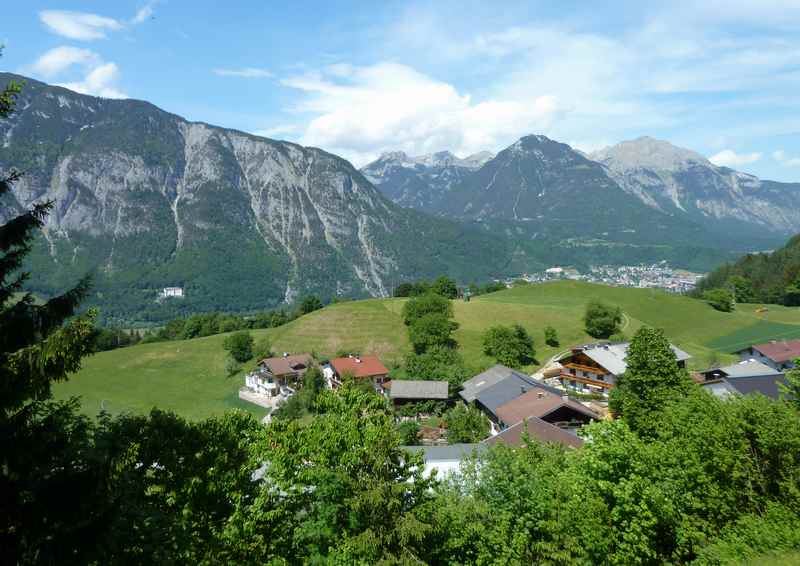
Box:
left=703, top=359, right=783, bottom=379
left=389, top=380, right=449, bottom=400
left=483, top=417, right=584, bottom=449
left=402, top=443, right=486, bottom=462
left=744, top=340, right=800, bottom=364
left=494, top=387, right=598, bottom=427
left=703, top=374, right=789, bottom=400
left=472, top=373, right=542, bottom=415
left=331, top=355, right=389, bottom=379
left=259, top=353, right=313, bottom=376
left=460, top=364, right=533, bottom=403
left=576, top=342, right=691, bottom=376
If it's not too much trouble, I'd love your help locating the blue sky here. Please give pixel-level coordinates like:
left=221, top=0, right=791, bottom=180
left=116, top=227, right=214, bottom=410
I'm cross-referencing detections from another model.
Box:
left=2, top=0, right=800, bottom=181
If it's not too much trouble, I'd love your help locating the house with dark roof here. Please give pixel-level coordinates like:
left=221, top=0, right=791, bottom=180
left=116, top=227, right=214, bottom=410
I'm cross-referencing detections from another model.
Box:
left=389, top=380, right=449, bottom=405
left=734, top=340, right=800, bottom=371
left=459, top=364, right=530, bottom=403
left=402, top=444, right=486, bottom=478
left=559, top=341, right=691, bottom=395
left=483, top=416, right=584, bottom=449
left=329, top=355, right=390, bottom=391
left=699, top=359, right=789, bottom=400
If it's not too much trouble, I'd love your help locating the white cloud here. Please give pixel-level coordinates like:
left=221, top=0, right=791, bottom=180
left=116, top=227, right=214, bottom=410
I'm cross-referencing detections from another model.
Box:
left=213, top=67, right=274, bottom=78
left=131, top=3, right=155, bottom=25
left=28, top=46, right=99, bottom=78
left=773, top=150, right=800, bottom=167
left=281, top=62, right=566, bottom=166
left=57, top=62, right=127, bottom=99
left=709, top=149, right=762, bottom=167
left=39, top=10, right=123, bottom=41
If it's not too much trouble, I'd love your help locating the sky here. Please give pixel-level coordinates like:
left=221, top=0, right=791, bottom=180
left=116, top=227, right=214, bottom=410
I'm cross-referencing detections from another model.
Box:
left=2, top=0, right=800, bottom=181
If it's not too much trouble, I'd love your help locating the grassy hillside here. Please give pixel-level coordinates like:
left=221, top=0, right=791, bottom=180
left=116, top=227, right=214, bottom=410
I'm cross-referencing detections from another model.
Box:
left=55, top=281, right=800, bottom=420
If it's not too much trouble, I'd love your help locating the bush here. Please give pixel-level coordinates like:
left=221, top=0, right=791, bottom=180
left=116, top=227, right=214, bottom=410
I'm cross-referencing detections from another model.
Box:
left=223, top=331, right=254, bottom=363
left=396, top=421, right=421, bottom=445
left=225, top=356, right=241, bottom=376
left=299, top=296, right=323, bottom=315
left=703, top=288, right=735, bottom=312
left=584, top=300, right=623, bottom=338
left=408, top=313, right=458, bottom=354
left=482, top=324, right=536, bottom=368
left=444, top=404, right=489, bottom=443
left=401, top=293, right=453, bottom=326
left=430, top=276, right=458, bottom=299
left=252, top=337, right=272, bottom=362
left=544, top=326, right=559, bottom=347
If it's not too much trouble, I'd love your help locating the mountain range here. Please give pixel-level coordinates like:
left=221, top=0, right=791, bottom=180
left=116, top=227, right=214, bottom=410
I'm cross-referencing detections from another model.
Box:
left=2, top=72, right=799, bottom=323
left=0, top=73, right=510, bottom=323
left=363, top=135, right=800, bottom=248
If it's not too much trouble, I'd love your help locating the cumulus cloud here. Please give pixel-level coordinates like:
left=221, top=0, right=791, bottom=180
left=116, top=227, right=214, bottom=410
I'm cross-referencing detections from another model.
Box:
left=131, top=3, right=156, bottom=25
left=28, top=46, right=100, bottom=78
left=709, top=149, right=762, bottom=167
left=213, top=67, right=274, bottom=78
left=252, top=124, right=300, bottom=138
left=39, top=10, right=123, bottom=41
left=57, top=62, right=127, bottom=99
left=773, top=150, right=800, bottom=167
left=281, top=62, right=566, bottom=166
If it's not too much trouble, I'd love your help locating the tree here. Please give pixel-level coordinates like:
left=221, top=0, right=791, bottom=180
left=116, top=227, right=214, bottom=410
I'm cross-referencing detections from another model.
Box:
left=784, top=279, right=800, bottom=307
left=482, top=324, right=536, bottom=368
left=544, top=325, right=559, bottom=347
left=444, top=403, right=489, bottom=443
left=779, top=358, right=800, bottom=408
left=408, top=313, right=458, bottom=354
left=703, top=288, right=735, bottom=312
left=252, top=336, right=272, bottom=361
left=609, top=327, right=692, bottom=435
left=404, top=346, right=469, bottom=391
left=401, top=292, right=453, bottom=326
left=584, top=300, right=623, bottom=338
left=431, top=275, right=458, bottom=299
left=397, top=420, right=420, bottom=445
left=299, top=295, right=323, bottom=315
left=222, top=331, right=254, bottom=363
left=225, top=355, right=241, bottom=376
left=728, top=275, right=755, bottom=303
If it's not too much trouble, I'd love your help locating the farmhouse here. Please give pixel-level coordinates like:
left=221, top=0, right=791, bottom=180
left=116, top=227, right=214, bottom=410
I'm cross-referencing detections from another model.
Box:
left=244, top=353, right=313, bottom=398
left=559, top=342, right=691, bottom=395
left=734, top=340, right=800, bottom=371
left=389, top=380, right=449, bottom=406
left=699, top=359, right=788, bottom=400
left=330, top=355, right=389, bottom=391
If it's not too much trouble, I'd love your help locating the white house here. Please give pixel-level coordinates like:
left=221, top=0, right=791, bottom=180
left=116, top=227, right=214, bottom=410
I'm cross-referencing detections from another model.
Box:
left=160, top=287, right=184, bottom=298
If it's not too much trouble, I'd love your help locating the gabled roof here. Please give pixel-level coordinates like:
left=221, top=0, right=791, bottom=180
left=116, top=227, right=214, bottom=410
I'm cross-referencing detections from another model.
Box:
left=573, top=342, right=691, bottom=375
left=703, top=359, right=783, bottom=379
left=483, top=416, right=584, bottom=449
left=703, top=374, right=789, bottom=400
left=472, top=374, right=541, bottom=415
left=259, top=353, right=313, bottom=376
left=402, top=443, right=486, bottom=462
left=460, top=364, right=534, bottom=403
left=740, top=340, right=800, bottom=364
left=494, top=387, right=598, bottom=427
left=390, top=380, right=449, bottom=400
left=331, top=355, right=389, bottom=378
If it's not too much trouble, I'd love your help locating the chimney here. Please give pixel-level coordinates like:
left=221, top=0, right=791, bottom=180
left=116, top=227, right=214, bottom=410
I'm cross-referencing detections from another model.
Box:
left=355, top=357, right=362, bottom=363
left=562, top=394, right=569, bottom=402
left=537, top=391, right=545, bottom=399
left=283, top=352, right=288, bottom=358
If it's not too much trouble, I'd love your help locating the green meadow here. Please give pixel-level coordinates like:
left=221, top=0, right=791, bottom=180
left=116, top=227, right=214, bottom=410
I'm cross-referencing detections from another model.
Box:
left=54, top=281, right=800, bottom=420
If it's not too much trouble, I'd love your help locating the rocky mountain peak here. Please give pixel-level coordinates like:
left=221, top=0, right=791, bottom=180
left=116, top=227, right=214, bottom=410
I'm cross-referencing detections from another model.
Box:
left=591, top=136, right=710, bottom=172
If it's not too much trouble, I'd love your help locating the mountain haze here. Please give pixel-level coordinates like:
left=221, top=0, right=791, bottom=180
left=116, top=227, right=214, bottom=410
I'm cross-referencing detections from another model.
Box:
left=0, top=73, right=510, bottom=322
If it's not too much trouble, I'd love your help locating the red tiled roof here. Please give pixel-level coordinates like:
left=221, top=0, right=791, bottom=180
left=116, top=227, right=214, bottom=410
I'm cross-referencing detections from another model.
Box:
left=331, top=356, right=389, bottom=379
left=750, top=340, right=800, bottom=364
left=494, top=387, right=598, bottom=427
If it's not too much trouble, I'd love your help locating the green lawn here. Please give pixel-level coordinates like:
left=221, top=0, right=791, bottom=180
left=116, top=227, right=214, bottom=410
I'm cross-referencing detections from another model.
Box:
left=54, top=281, right=800, bottom=420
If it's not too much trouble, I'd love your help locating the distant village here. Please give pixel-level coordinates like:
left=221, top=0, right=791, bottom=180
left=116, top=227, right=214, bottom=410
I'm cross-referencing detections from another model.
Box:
left=504, top=261, right=704, bottom=293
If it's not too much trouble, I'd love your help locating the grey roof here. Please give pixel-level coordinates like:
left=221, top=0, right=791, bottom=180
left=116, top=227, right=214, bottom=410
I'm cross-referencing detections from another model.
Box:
left=402, top=443, right=486, bottom=462
left=460, top=364, right=533, bottom=403
left=711, top=359, right=783, bottom=379
left=390, top=380, right=449, bottom=400
left=578, top=342, right=691, bottom=376
left=725, top=374, right=789, bottom=399
left=474, top=373, right=541, bottom=416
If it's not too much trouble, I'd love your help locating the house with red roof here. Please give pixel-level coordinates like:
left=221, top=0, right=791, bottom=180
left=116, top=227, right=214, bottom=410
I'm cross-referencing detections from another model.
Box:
left=329, top=355, right=390, bottom=391
left=735, top=340, right=800, bottom=371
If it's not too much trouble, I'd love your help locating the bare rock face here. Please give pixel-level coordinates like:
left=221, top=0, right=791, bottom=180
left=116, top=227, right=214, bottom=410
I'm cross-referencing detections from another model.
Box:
left=0, top=73, right=508, bottom=321
left=591, top=137, right=800, bottom=238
